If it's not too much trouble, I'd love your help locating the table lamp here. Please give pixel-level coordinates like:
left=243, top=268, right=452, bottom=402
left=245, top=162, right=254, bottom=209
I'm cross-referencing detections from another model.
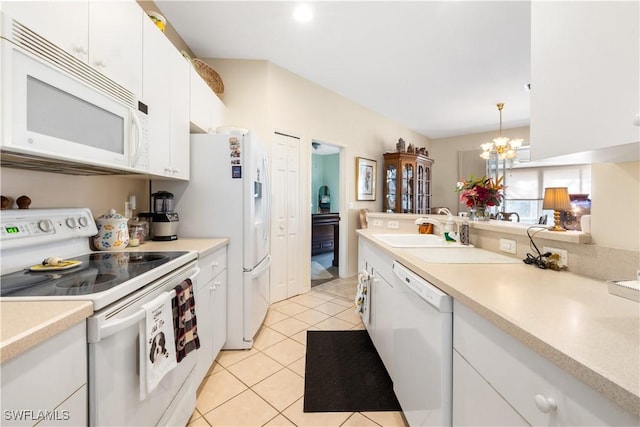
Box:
left=543, top=187, right=571, bottom=231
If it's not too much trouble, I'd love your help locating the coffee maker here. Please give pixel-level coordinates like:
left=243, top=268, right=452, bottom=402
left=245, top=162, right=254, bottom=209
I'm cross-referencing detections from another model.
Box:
left=151, top=191, right=179, bottom=241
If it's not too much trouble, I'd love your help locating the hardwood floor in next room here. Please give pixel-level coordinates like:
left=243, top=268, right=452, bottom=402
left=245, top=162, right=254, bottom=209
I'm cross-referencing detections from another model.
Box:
left=188, top=276, right=407, bottom=427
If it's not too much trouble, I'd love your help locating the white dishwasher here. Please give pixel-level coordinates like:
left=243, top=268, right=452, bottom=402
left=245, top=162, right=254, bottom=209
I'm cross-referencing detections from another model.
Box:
left=392, top=261, right=453, bottom=427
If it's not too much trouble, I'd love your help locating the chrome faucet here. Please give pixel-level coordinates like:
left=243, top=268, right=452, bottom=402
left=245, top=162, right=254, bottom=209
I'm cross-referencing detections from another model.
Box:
left=415, top=211, right=460, bottom=241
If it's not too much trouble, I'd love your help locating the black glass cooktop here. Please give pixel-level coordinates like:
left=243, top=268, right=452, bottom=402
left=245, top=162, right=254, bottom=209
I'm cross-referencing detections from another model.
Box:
left=0, top=251, right=189, bottom=297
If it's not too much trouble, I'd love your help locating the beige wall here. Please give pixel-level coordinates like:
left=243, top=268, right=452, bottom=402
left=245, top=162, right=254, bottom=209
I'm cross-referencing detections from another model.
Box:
left=0, top=168, right=149, bottom=218
left=429, top=126, right=531, bottom=213
left=206, top=58, right=430, bottom=277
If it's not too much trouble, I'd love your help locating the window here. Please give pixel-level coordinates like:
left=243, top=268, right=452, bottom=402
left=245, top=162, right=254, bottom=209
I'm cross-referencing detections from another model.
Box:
left=502, top=164, right=591, bottom=223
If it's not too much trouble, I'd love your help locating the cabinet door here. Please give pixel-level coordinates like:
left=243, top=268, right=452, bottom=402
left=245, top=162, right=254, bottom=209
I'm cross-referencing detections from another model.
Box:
left=141, top=17, right=171, bottom=177
left=371, top=270, right=394, bottom=376
left=190, top=69, right=214, bottom=133
left=194, top=278, right=214, bottom=386
left=168, top=47, right=190, bottom=180
left=530, top=1, right=640, bottom=160
left=88, top=0, right=143, bottom=96
left=212, top=273, right=228, bottom=357
left=453, top=350, right=529, bottom=427
left=384, top=163, right=397, bottom=213
left=1, top=322, right=87, bottom=426
left=0, top=1, right=89, bottom=61
left=401, top=162, right=414, bottom=213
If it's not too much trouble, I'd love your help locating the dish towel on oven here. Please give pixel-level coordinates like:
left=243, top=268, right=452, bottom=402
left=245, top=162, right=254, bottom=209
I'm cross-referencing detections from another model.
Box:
left=139, top=291, right=177, bottom=400
left=172, top=278, right=200, bottom=363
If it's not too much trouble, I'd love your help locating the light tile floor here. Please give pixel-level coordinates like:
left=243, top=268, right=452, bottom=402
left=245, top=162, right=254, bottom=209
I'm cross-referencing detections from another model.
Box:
left=188, top=276, right=407, bottom=427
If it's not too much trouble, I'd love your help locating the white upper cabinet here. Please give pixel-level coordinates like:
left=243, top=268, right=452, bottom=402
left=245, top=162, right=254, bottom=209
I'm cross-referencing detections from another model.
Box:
left=530, top=1, right=640, bottom=161
left=168, top=47, right=190, bottom=180
left=142, top=16, right=190, bottom=181
left=87, top=1, right=143, bottom=97
left=142, top=16, right=171, bottom=178
left=1, top=0, right=143, bottom=97
left=0, top=1, right=89, bottom=60
left=190, top=68, right=226, bottom=134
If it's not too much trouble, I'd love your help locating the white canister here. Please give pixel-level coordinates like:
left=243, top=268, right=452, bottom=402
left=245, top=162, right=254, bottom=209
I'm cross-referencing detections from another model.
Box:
left=93, top=209, right=129, bottom=250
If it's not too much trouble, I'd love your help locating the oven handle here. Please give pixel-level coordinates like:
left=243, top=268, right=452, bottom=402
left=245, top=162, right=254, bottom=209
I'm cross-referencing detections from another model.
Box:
left=88, top=267, right=200, bottom=343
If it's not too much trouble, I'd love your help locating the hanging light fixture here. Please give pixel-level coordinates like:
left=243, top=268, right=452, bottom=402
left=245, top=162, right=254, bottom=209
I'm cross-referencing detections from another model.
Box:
left=480, top=103, right=523, bottom=160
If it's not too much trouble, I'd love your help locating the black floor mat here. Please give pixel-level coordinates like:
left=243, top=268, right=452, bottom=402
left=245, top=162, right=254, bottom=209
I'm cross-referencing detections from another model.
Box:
left=303, top=330, right=401, bottom=412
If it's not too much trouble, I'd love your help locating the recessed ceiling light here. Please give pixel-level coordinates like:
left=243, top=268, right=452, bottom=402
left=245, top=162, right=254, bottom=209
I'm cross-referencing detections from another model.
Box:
left=293, top=4, right=313, bottom=23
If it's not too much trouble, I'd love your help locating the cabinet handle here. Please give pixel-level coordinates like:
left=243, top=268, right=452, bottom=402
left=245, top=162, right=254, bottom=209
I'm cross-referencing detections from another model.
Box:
left=71, top=45, right=88, bottom=56
left=534, top=394, right=557, bottom=413
left=92, top=57, right=107, bottom=68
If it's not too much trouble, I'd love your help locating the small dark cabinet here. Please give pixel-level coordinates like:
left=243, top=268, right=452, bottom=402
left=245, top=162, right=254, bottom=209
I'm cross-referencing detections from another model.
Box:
left=311, top=213, right=340, bottom=265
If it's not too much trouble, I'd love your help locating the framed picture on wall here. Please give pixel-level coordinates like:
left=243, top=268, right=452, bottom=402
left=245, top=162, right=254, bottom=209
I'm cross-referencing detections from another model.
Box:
left=356, top=157, right=376, bottom=201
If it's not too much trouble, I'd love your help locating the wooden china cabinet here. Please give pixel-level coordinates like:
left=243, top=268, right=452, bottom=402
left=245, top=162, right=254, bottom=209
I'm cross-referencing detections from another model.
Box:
left=383, top=152, right=434, bottom=214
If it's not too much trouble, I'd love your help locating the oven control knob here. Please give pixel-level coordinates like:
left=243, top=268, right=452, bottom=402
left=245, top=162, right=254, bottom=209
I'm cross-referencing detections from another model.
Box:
left=78, top=216, right=89, bottom=227
left=38, top=220, right=52, bottom=232
left=66, top=217, right=77, bottom=228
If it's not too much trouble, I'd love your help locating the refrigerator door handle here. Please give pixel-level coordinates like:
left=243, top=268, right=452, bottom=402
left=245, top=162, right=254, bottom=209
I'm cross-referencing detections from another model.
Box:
left=263, top=153, right=271, bottom=246
left=244, top=255, right=271, bottom=277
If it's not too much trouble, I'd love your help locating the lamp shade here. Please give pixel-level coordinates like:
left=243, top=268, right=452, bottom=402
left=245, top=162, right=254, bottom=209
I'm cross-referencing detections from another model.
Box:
left=542, top=187, right=571, bottom=211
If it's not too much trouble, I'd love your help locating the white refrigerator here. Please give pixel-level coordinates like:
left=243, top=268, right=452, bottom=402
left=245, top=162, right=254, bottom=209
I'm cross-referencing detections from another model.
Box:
left=156, top=131, right=271, bottom=349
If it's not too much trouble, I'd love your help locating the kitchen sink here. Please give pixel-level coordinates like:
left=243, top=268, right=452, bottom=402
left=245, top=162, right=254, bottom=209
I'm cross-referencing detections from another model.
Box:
left=372, top=233, right=469, bottom=248
left=402, top=247, right=521, bottom=264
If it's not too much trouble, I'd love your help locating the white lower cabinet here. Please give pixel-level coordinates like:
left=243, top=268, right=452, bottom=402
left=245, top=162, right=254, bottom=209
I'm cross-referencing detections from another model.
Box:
left=453, top=301, right=639, bottom=427
left=1, top=322, right=87, bottom=426
left=194, top=247, right=228, bottom=386
left=453, top=350, right=529, bottom=427
left=358, top=238, right=395, bottom=375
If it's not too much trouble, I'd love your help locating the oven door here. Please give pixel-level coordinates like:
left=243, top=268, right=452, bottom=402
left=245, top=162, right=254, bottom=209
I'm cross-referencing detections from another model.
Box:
left=86, top=262, right=199, bottom=427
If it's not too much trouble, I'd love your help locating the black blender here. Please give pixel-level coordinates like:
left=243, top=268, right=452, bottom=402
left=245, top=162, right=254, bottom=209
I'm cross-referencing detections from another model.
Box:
left=151, top=191, right=179, bottom=241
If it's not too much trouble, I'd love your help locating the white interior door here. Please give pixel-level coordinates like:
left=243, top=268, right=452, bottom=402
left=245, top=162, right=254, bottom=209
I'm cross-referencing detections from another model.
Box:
left=270, top=132, right=300, bottom=303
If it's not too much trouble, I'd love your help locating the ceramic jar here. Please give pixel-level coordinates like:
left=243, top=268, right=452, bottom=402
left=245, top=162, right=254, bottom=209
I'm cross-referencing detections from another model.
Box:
left=94, top=209, right=129, bottom=250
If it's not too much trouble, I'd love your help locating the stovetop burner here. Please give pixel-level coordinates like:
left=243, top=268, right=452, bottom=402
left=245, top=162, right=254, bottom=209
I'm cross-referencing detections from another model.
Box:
left=0, top=251, right=189, bottom=298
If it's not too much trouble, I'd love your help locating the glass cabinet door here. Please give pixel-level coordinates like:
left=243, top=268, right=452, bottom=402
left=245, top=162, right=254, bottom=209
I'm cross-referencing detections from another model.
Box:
left=402, top=163, right=414, bottom=213
left=385, top=164, right=397, bottom=212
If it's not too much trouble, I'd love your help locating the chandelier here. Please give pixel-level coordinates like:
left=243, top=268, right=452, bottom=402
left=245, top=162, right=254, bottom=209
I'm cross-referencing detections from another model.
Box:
left=480, top=103, right=523, bottom=160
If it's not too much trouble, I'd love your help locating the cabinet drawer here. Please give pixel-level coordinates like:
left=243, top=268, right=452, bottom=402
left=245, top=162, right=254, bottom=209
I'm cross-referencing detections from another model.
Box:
left=359, top=238, right=393, bottom=283
left=198, top=247, right=227, bottom=287
left=454, top=301, right=638, bottom=426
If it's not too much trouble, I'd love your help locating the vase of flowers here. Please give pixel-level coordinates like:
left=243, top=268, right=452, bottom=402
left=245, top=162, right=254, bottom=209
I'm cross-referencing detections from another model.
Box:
left=456, top=175, right=504, bottom=221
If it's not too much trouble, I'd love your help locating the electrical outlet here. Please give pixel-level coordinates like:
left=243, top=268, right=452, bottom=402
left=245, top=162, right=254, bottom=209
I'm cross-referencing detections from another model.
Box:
left=387, top=220, right=399, bottom=229
left=371, top=219, right=383, bottom=227
left=543, top=246, right=568, bottom=268
left=499, top=238, right=517, bottom=254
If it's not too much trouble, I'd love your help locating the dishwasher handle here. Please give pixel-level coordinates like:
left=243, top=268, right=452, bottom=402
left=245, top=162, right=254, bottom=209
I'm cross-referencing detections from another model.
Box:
left=88, top=267, right=200, bottom=343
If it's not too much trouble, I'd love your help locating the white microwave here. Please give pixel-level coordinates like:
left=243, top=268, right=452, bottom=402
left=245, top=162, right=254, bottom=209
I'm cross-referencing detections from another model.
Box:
left=0, top=14, right=148, bottom=174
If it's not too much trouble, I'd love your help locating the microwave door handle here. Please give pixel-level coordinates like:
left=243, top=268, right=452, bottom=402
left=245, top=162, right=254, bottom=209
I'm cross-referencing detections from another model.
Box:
left=130, top=108, right=142, bottom=167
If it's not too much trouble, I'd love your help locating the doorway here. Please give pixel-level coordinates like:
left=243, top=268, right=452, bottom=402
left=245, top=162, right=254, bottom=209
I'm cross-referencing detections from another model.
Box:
left=310, top=140, right=341, bottom=287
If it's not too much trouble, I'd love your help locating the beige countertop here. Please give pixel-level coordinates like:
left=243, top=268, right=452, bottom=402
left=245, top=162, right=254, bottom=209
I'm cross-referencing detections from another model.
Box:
left=125, top=237, right=229, bottom=257
left=0, top=238, right=228, bottom=364
left=0, top=300, right=93, bottom=363
left=357, top=229, right=640, bottom=417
